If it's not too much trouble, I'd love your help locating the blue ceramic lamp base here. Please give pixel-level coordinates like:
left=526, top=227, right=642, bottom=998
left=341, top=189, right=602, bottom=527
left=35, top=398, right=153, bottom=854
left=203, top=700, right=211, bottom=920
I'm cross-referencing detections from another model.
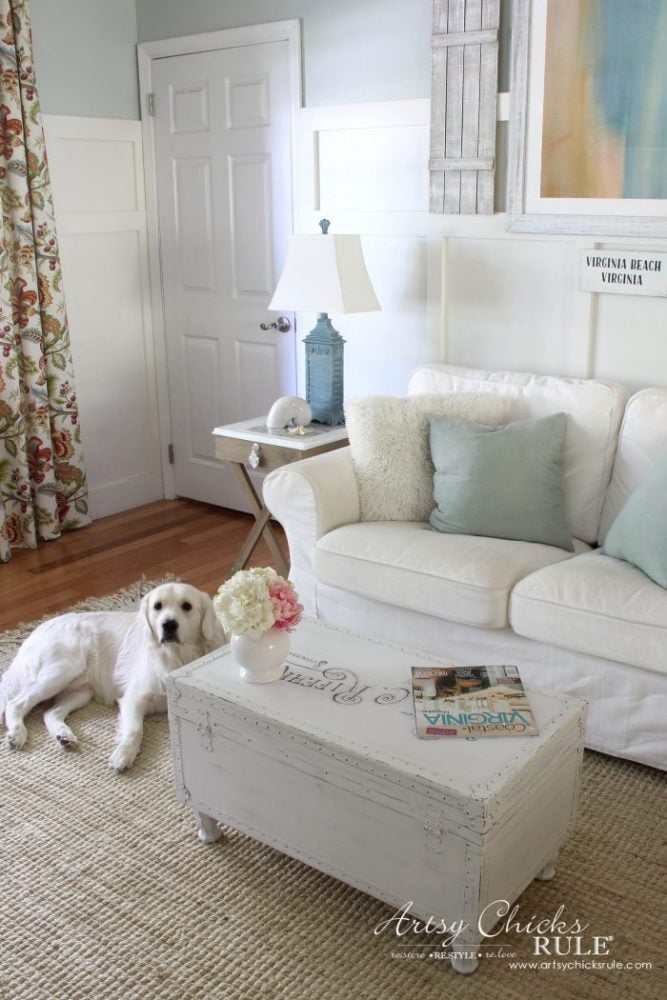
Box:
left=304, top=313, right=346, bottom=425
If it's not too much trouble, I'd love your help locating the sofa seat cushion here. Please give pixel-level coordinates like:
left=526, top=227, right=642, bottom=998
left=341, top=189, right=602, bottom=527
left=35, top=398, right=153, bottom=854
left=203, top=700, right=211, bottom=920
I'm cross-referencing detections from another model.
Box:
left=314, top=522, right=587, bottom=629
left=510, top=551, right=667, bottom=674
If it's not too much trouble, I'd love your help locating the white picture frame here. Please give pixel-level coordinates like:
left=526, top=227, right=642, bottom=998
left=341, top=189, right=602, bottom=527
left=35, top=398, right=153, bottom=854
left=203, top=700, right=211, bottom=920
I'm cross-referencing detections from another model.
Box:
left=508, top=0, right=667, bottom=237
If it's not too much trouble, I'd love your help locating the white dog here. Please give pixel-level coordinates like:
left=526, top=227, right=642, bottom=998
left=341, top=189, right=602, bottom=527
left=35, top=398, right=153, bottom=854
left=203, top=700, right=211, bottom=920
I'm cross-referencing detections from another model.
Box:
left=0, top=582, right=225, bottom=772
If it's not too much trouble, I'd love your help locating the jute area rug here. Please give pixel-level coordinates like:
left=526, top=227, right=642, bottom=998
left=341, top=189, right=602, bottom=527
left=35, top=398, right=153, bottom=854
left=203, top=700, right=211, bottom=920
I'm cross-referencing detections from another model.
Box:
left=0, top=583, right=664, bottom=1000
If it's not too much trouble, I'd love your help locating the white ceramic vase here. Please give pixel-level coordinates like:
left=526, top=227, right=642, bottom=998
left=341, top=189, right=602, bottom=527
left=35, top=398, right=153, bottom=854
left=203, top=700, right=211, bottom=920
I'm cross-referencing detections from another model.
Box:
left=231, top=628, right=290, bottom=684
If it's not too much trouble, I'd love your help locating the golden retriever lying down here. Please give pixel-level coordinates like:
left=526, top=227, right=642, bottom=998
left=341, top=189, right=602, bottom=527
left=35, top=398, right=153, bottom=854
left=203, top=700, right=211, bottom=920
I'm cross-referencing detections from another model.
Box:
left=0, top=582, right=224, bottom=772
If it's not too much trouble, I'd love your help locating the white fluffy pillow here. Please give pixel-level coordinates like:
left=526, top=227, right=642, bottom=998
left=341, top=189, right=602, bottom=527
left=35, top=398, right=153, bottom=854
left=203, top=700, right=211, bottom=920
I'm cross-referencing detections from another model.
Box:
left=345, top=393, right=510, bottom=521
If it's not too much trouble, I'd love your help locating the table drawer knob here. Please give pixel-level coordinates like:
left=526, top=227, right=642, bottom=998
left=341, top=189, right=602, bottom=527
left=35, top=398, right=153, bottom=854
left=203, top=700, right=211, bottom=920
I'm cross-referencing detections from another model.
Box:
left=248, top=443, right=261, bottom=469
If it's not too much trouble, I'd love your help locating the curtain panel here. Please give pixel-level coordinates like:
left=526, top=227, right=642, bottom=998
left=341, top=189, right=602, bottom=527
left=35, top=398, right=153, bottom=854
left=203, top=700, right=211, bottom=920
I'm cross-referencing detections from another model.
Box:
left=0, top=0, right=90, bottom=562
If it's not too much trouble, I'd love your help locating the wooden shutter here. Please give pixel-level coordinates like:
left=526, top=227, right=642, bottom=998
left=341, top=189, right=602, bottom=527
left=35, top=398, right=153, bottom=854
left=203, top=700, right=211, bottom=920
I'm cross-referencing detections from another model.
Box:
left=430, top=0, right=500, bottom=214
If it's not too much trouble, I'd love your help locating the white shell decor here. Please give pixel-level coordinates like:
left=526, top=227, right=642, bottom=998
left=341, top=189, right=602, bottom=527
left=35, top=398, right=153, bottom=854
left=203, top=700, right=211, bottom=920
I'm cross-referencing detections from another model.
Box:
left=266, top=395, right=312, bottom=429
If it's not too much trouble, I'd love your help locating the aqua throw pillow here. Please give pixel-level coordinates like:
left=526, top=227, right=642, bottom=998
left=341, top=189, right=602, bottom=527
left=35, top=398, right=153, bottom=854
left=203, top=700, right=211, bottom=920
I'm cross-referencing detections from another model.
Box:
left=429, top=412, right=573, bottom=551
left=603, top=456, right=667, bottom=587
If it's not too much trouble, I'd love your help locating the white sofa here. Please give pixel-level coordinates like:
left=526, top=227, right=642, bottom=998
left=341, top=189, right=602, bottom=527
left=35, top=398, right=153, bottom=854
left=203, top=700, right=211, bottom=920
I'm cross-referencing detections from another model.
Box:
left=264, top=365, right=667, bottom=770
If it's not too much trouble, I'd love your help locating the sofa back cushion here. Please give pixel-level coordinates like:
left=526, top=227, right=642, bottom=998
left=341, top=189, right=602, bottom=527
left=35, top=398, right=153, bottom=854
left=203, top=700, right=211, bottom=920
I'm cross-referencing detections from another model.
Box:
left=345, top=392, right=510, bottom=522
left=598, top=388, right=667, bottom=544
left=408, top=365, right=628, bottom=544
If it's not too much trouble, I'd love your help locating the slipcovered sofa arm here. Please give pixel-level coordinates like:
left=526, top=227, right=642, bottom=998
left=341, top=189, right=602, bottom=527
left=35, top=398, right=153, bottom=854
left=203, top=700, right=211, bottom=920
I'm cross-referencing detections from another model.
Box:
left=263, top=446, right=360, bottom=612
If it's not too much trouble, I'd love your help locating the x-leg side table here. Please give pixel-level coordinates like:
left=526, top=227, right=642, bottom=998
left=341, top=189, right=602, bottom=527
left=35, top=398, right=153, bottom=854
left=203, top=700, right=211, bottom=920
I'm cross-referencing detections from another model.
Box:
left=213, top=417, right=348, bottom=577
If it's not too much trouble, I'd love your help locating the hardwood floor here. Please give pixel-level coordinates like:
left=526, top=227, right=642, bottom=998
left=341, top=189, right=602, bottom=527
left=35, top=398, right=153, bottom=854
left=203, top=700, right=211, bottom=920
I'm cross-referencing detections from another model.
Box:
left=0, top=500, right=287, bottom=631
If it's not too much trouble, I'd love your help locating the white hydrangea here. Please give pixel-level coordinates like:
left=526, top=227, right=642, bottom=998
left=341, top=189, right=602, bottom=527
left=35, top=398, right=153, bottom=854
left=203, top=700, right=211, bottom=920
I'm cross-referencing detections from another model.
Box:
left=213, top=567, right=277, bottom=637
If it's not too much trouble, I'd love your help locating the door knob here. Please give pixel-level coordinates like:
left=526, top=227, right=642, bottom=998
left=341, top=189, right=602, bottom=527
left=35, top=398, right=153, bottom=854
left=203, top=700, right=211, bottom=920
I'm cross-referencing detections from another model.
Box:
left=259, top=315, right=292, bottom=333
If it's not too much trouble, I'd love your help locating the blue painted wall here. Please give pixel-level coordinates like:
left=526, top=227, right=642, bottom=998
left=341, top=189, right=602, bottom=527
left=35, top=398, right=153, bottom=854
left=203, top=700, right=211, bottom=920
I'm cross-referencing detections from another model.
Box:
left=29, top=1, right=511, bottom=121
left=29, top=0, right=436, bottom=119
left=30, top=0, right=140, bottom=119
left=135, top=0, right=432, bottom=107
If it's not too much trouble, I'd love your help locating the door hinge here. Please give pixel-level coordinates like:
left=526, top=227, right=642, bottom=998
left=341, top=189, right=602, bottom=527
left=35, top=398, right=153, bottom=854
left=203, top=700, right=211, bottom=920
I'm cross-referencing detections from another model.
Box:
left=147, top=92, right=155, bottom=117
left=168, top=443, right=175, bottom=465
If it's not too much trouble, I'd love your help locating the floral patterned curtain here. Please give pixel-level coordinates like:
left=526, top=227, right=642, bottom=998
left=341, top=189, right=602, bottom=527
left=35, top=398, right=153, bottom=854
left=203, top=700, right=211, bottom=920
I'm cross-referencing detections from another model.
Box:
left=0, top=0, right=90, bottom=562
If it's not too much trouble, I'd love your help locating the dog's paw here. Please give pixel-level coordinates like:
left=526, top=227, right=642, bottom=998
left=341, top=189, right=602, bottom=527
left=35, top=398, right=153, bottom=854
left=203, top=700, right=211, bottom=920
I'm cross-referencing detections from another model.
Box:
left=56, top=733, right=79, bottom=751
left=5, top=725, right=27, bottom=751
left=109, top=745, right=136, bottom=773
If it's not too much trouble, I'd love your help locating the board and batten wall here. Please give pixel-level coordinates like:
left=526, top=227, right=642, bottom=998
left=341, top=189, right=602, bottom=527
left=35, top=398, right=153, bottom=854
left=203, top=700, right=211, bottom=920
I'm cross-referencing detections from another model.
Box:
left=295, top=97, right=667, bottom=400
left=30, top=1, right=165, bottom=519
left=42, top=96, right=667, bottom=525
left=43, top=116, right=163, bottom=518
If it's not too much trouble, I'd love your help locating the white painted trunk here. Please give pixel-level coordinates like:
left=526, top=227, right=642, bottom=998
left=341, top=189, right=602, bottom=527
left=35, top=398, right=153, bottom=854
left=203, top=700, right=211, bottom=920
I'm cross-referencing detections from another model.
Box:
left=167, top=621, right=586, bottom=964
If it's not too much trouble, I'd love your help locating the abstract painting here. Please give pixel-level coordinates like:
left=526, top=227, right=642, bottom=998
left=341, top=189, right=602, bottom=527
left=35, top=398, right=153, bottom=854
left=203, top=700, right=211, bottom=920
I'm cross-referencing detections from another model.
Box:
left=508, top=0, right=667, bottom=235
left=541, top=0, right=667, bottom=200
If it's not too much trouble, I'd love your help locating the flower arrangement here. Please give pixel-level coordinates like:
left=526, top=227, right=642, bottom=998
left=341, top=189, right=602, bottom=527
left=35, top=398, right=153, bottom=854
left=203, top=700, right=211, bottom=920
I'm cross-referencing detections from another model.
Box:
left=213, top=567, right=303, bottom=638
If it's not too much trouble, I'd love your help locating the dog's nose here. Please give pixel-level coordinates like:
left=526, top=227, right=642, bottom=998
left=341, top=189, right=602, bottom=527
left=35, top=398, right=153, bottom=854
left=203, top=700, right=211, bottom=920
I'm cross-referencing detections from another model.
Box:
left=161, top=618, right=179, bottom=641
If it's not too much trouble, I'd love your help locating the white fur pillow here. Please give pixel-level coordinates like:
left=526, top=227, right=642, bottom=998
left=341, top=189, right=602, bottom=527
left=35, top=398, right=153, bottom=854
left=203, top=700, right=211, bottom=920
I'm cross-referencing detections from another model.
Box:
left=345, top=393, right=510, bottom=521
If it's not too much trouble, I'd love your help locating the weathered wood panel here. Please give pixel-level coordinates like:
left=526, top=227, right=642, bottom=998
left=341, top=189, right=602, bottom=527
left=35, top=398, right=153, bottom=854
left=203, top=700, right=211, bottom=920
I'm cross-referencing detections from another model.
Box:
left=443, top=0, right=465, bottom=213
left=460, top=0, right=483, bottom=213
left=430, top=0, right=500, bottom=214
left=430, top=0, right=449, bottom=213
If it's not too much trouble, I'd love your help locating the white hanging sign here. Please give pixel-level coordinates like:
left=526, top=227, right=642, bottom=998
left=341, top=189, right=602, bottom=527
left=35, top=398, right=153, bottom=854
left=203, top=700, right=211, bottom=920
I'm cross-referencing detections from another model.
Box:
left=580, top=250, right=667, bottom=296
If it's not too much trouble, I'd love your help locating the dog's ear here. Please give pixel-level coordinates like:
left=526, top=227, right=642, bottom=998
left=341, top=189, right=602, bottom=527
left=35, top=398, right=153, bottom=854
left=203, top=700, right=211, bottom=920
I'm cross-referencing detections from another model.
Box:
left=201, top=594, right=224, bottom=649
left=139, top=592, right=159, bottom=646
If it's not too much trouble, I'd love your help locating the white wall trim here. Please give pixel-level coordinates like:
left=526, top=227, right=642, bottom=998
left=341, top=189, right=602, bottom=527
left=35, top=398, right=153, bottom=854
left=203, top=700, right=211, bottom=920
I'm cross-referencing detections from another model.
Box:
left=296, top=97, right=516, bottom=239
left=137, top=49, right=174, bottom=499
left=44, top=116, right=142, bottom=142
left=138, top=20, right=302, bottom=500
left=496, top=91, right=510, bottom=122
left=299, top=98, right=431, bottom=131
left=139, top=21, right=302, bottom=60
left=44, top=116, right=146, bottom=222
left=297, top=99, right=431, bottom=237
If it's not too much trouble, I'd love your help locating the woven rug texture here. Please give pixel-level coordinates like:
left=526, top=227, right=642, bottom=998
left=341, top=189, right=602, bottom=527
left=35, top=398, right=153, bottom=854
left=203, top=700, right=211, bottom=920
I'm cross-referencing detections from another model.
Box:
left=0, top=584, right=665, bottom=1000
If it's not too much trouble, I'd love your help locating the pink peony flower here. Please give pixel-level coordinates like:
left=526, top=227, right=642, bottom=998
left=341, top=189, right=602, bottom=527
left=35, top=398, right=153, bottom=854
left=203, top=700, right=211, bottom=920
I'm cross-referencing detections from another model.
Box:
left=214, top=567, right=304, bottom=636
left=269, top=580, right=303, bottom=632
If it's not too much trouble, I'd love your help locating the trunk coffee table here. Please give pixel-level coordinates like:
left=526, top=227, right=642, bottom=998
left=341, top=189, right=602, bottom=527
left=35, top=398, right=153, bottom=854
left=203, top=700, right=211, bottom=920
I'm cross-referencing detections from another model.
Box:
left=166, top=620, right=587, bottom=975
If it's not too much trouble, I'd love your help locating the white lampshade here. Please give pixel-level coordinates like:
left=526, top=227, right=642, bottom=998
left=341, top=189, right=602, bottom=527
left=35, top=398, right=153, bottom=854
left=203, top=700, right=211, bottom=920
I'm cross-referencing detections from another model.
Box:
left=269, top=234, right=381, bottom=314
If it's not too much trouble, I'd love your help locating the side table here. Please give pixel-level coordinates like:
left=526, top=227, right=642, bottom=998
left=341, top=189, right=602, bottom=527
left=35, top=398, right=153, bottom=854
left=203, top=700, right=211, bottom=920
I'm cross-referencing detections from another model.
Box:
left=212, top=418, right=348, bottom=577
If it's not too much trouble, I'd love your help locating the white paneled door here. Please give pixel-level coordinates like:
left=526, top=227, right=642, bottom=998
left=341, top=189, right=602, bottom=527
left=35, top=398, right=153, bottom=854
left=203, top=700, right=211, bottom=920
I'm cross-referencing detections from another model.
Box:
left=150, top=37, right=297, bottom=508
